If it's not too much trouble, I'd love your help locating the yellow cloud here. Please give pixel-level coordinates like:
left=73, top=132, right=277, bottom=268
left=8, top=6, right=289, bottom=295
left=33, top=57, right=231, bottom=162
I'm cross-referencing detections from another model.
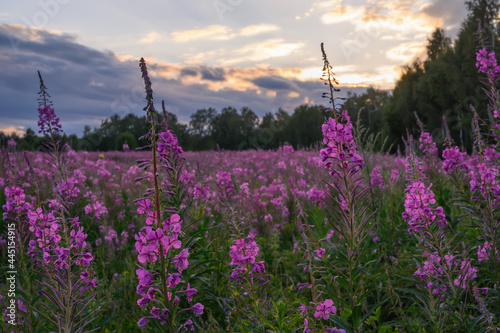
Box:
left=321, top=5, right=365, bottom=24
left=239, top=24, right=280, bottom=36
left=336, top=65, right=401, bottom=89
left=138, top=31, right=162, bottom=44
left=183, top=49, right=226, bottom=65
left=171, top=23, right=281, bottom=43
left=298, top=0, right=343, bottom=19
left=322, top=0, right=441, bottom=39
left=115, top=54, right=136, bottom=62
left=219, top=39, right=305, bottom=65
left=0, top=125, right=25, bottom=136
left=299, top=65, right=356, bottom=80
left=171, top=25, right=234, bottom=42
left=143, top=57, right=397, bottom=93
left=386, top=41, right=426, bottom=62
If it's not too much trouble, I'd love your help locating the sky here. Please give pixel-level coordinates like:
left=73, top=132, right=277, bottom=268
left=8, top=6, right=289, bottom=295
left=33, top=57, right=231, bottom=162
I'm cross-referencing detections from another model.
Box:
left=0, top=0, right=468, bottom=136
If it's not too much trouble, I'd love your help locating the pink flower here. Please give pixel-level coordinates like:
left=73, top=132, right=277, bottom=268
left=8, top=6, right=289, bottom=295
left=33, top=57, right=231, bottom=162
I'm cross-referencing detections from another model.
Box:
left=174, top=248, right=189, bottom=273
left=138, top=317, right=148, bottom=327
left=183, top=283, right=197, bottom=302
left=320, top=111, right=363, bottom=174
left=314, top=299, right=337, bottom=320
left=18, top=300, right=27, bottom=313
left=166, top=273, right=181, bottom=288
left=38, top=105, right=62, bottom=136
left=136, top=267, right=152, bottom=287
left=402, top=182, right=446, bottom=233
left=314, top=248, right=326, bottom=258
left=191, top=303, right=204, bottom=315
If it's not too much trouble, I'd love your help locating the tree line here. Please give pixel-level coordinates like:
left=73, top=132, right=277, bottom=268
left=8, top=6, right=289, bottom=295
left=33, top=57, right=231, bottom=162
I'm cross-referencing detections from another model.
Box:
left=0, top=104, right=326, bottom=152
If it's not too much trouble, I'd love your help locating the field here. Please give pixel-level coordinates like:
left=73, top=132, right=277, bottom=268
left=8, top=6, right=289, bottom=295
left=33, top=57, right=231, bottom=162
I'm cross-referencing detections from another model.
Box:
left=1, top=48, right=500, bottom=333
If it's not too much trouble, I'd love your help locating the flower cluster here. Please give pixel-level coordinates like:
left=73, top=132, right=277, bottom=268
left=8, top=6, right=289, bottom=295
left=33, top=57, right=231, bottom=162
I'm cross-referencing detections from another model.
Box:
left=27, top=206, right=95, bottom=283
left=84, top=200, right=108, bottom=219
left=402, top=182, right=446, bottom=233
left=301, top=299, right=345, bottom=333
left=158, top=130, right=184, bottom=158
left=370, top=165, right=385, bottom=189
left=216, top=171, right=235, bottom=200
left=419, top=132, right=438, bottom=157
left=478, top=241, right=499, bottom=263
left=454, top=260, right=478, bottom=289
left=442, top=146, right=466, bottom=173
left=3, top=186, right=31, bottom=219
left=320, top=110, right=363, bottom=174
left=7, top=139, right=17, bottom=149
left=134, top=213, right=184, bottom=265
left=469, top=163, right=500, bottom=201
left=282, top=145, right=294, bottom=154
left=229, top=232, right=265, bottom=280
left=38, top=105, right=62, bottom=136
left=193, top=183, right=211, bottom=201
left=476, top=48, right=500, bottom=80
left=57, top=177, right=81, bottom=201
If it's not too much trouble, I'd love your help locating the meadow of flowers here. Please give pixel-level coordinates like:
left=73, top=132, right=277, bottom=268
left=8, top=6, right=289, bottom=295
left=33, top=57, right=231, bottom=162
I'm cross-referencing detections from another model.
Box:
left=1, top=33, right=499, bottom=333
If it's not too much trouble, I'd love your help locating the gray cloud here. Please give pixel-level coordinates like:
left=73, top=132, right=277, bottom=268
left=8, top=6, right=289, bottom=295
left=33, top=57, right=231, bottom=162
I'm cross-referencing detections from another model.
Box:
left=422, top=0, right=468, bottom=35
left=200, top=66, right=225, bottom=81
left=180, top=68, right=198, bottom=77
left=251, top=76, right=295, bottom=90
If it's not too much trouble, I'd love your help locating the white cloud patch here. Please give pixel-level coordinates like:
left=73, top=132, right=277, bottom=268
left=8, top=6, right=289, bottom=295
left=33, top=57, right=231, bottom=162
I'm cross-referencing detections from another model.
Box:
left=386, top=41, right=426, bottom=62
left=171, top=25, right=235, bottom=42
left=321, top=5, right=365, bottom=24
left=89, top=81, right=104, bottom=87
left=240, top=23, right=281, bottom=36
left=219, top=39, right=305, bottom=65
left=138, top=31, right=163, bottom=44
left=171, top=23, right=281, bottom=43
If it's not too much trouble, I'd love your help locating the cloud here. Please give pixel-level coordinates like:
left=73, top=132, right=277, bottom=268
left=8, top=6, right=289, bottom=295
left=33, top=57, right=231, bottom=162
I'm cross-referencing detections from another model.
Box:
left=252, top=76, right=295, bottom=90
left=138, top=31, right=162, bottom=44
left=89, top=81, right=104, bottom=87
left=171, top=25, right=234, bottom=42
left=239, top=24, right=281, bottom=36
left=171, top=23, right=281, bottom=44
left=299, top=65, right=357, bottom=80
left=321, top=5, right=365, bottom=24
left=0, top=125, right=25, bottom=136
left=297, top=0, right=342, bottom=19
left=386, top=41, right=427, bottom=62
left=219, top=39, right=305, bottom=65
left=200, top=66, right=225, bottom=81
left=421, top=0, right=467, bottom=29
left=180, top=68, right=198, bottom=77
left=320, top=0, right=457, bottom=41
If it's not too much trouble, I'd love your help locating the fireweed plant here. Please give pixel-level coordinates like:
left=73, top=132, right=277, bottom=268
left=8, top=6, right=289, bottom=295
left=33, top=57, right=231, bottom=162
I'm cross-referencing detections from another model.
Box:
left=295, top=43, right=378, bottom=333
left=473, top=23, right=500, bottom=283
left=1, top=72, right=98, bottom=332
left=134, top=58, right=203, bottom=331
left=213, top=167, right=272, bottom=331
left=403, top=134, right=499, bottom=332
left=31, top=72, right=98, bottom=332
